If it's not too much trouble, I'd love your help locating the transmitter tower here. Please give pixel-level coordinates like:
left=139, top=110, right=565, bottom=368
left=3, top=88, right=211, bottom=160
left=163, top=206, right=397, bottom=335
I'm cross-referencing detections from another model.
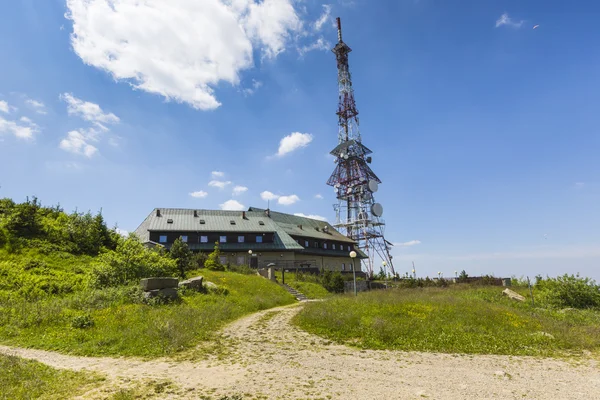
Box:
left=326, top=17, right=395, bottom=277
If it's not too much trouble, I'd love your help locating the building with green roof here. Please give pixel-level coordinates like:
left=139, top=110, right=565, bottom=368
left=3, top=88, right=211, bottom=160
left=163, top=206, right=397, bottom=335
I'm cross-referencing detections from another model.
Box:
left=134, top=207, right=366, bottom=272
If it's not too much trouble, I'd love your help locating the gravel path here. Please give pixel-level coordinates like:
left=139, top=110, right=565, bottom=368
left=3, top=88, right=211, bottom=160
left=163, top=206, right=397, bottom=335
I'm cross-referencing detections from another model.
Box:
left=2, top=302, right=599, bottom=399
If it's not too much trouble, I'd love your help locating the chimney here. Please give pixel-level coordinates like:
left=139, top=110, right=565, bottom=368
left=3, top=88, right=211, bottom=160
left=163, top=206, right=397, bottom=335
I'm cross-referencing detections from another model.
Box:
left=156, top=209, right=161, bottom=217
left=242, top=211, right=246, bottom=219
left=265, top=209, right=271, bottom=218
left=193, top=210, right=198, bottom=217
left=298, top=224, right=302, bottom=230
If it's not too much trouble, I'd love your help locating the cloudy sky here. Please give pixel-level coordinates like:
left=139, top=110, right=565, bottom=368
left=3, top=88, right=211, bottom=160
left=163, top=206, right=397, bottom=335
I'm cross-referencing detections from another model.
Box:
left=1, top=0, right=599, bottom=279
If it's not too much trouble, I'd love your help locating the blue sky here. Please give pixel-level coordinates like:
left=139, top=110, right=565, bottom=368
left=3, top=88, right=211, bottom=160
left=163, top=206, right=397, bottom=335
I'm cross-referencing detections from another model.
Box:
left=1, top=0, right=599, bottom=280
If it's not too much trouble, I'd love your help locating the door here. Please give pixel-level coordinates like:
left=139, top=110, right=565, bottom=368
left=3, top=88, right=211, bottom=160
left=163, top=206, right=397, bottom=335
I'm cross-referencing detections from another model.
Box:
left=250, top=256, right=258, bottom=269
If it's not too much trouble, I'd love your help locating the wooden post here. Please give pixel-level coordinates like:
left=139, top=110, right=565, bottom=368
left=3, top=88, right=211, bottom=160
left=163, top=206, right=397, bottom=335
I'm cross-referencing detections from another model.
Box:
left=527, top=276, right=535, bottom=307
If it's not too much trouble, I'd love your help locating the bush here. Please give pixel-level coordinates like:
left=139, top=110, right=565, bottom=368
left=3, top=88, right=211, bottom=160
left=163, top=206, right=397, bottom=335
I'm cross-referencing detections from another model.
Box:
left=321, top=271, right=344, bottom=293
left=169, top=237, right=193, bottom=278
left=535, top=274, right=600, bottom=309
left=89, top=237, right=177, bottom=287
left=71, top=314, right=94, bottom=329
left=204, top=242, right=224, bottom=271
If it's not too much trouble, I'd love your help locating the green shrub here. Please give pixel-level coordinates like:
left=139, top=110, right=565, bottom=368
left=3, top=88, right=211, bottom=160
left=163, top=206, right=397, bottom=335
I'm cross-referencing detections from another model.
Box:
left=90, top=237, right=177, bottom=287
left=535, top=274, right=600, bottom=309
left=169, top=237, right=193, bottom=278
left=321, top=271, right=344, bottom=293
left=71, top=314, right=95, bottom=329
left=204, top=242, right=225, bottom=271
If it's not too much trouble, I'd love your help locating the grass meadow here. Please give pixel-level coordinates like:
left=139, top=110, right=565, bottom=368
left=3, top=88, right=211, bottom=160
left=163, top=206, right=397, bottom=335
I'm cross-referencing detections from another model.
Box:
left=0, top=260, right=295, bottom=358
left=0, top=354, right=102, bottom=399
left=294, top=285, right=600, bottom=356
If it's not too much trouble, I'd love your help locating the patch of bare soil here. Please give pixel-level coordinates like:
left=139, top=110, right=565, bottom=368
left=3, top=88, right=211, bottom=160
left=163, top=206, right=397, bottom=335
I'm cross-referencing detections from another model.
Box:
left=2, top=302, right=599, bottom=399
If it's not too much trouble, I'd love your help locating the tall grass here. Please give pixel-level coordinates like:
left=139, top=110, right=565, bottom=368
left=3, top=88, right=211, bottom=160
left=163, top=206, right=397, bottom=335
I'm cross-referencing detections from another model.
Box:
left=275, top=271, right=331, bottom=299
left=0, top=354, right=101, bottom=399
left=0, top=269, right=295, bottom=357
left=294, top=286, right=600, bottom=356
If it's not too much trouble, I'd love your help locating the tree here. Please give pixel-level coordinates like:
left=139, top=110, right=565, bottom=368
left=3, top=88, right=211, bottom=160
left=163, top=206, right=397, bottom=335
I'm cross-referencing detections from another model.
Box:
left=457, top=270, right=469, bottom=283
left=90, top=237, right=177, bottom=287
left=204, top=242, right=225, bottom=271
left=169, top=237, right=193, bottom=278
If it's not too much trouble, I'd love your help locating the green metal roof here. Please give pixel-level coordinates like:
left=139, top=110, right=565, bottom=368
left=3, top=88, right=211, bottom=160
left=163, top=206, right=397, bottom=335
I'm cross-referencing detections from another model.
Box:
left=134, top=207, right=358, bottom=253
left=247, top=207, right=355, bottom=244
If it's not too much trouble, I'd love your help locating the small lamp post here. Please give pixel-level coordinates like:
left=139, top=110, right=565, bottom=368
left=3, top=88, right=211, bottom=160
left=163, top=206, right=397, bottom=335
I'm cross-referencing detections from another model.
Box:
left=350, top=250, right=357, bottom=296
left=248, top=249, right=252, bottom=268
left=412, top=268, right=416, bottom=279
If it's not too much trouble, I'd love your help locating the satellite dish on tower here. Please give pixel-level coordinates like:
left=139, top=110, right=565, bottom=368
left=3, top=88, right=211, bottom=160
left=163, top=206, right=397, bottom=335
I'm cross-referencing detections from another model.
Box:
left=368, top=180, right=379, bottom=193
left=371, top=203, right=383, bottom=217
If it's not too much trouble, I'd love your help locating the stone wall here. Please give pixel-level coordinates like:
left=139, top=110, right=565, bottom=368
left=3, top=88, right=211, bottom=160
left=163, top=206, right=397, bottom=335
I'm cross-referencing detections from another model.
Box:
left=344, top=280, right=369, bottom=293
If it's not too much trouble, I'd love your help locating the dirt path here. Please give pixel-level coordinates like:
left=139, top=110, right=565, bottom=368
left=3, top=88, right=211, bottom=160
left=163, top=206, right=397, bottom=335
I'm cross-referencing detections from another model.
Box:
left=2, top=302, right=600, bottom=399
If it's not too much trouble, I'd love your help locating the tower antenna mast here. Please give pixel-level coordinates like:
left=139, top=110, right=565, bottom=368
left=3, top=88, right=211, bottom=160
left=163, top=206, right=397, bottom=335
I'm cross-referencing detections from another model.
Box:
left=326, top=17, right=395, bottom=278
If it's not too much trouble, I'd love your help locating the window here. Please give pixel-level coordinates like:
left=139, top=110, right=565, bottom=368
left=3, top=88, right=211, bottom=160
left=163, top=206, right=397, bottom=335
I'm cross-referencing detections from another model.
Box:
left=200, top=236, right=208, bottom=243
left=258, top=221, right=265, bottom=225
left=236, top=256, right=245, bottom=265
left=314, top=241, right=319, bottom=248
left=348, top=245, right=351, bottom=251
left=323, top=243, right=328, bottom=249
left=181, top=235, right=188, bottom=243
left=256, top=235, right=263, bottom=243
left=304, top=240, right=309, bottom=247
left=159, top=235, right=167, bottom=243
left=220, top=236, right=227, bottom=243
left=219, top=256, right=228, bottom=265
left=332, top=243, right=336, bottom=250
left=238, top=236, right=245, bottom=243
left=342, top=263, right=346, bottom=271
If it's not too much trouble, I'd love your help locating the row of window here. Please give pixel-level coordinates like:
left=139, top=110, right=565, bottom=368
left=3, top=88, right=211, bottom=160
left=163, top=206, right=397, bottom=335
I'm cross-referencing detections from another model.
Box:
left=297, top=239, right=351, bottom=252
left=158, top=235, right=263, bottom=244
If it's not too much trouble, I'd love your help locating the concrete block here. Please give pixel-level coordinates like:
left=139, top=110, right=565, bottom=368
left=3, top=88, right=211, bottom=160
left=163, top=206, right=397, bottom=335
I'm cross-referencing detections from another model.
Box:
left=143, top=287, right=179, bottom=300
left=502, top=288, right=525, bottom=302
left=179, top=276, right=204, bottom=290
left=140, top=277, right=179, bottom=291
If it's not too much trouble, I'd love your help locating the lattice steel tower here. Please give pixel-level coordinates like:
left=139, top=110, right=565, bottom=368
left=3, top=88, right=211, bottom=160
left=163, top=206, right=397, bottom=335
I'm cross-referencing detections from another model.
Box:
left=326, top=17, right=395, bottom=278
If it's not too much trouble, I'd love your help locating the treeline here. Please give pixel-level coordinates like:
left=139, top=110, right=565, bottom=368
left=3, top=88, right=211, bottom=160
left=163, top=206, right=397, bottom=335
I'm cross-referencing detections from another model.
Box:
left=0, top=197, right=120, bottom=255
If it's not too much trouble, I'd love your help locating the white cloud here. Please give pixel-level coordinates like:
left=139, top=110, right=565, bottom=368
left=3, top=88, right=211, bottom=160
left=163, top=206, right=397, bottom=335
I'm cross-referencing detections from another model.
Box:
left=20, top=117, right=33, bottom=124
left=313, top=5, right=331, bottom=31
left=211, top=171, right=225, bottom=178
left=574, top=182, right=585, bottom=188
left=0, top=116, right=38, bottom=140
left=278, top=194, right=300, bottom=205
left=59, top=130, right=98, bottom=157
left=315, top=194, right=324, bottom=199
left=0, top=100, right=9, bottom=113
left=276, top=132, right=313, bottom=157
left=242, top=79, right=263, bottom=96
left=25, top=99, right=47, bottom=114
left=495, top=13, right=524, bottom=29
left=220, top=199, right=246, bottom=211
left=395, top=240, right=422, bottom=247
left=233, top=185, right=248, bottom=196
left=294, top=213, right=327, bottom=222
left=189, top=190, right=208, bottom=198
left=65, top=0, right=304, bottom=110
left=260, top=191, right=280, bottom=201
left=209, top=180, right=232, bottom=189
left=298, top=37, right=330, bottom=56
left=61, top=93, right=119, bottom=130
